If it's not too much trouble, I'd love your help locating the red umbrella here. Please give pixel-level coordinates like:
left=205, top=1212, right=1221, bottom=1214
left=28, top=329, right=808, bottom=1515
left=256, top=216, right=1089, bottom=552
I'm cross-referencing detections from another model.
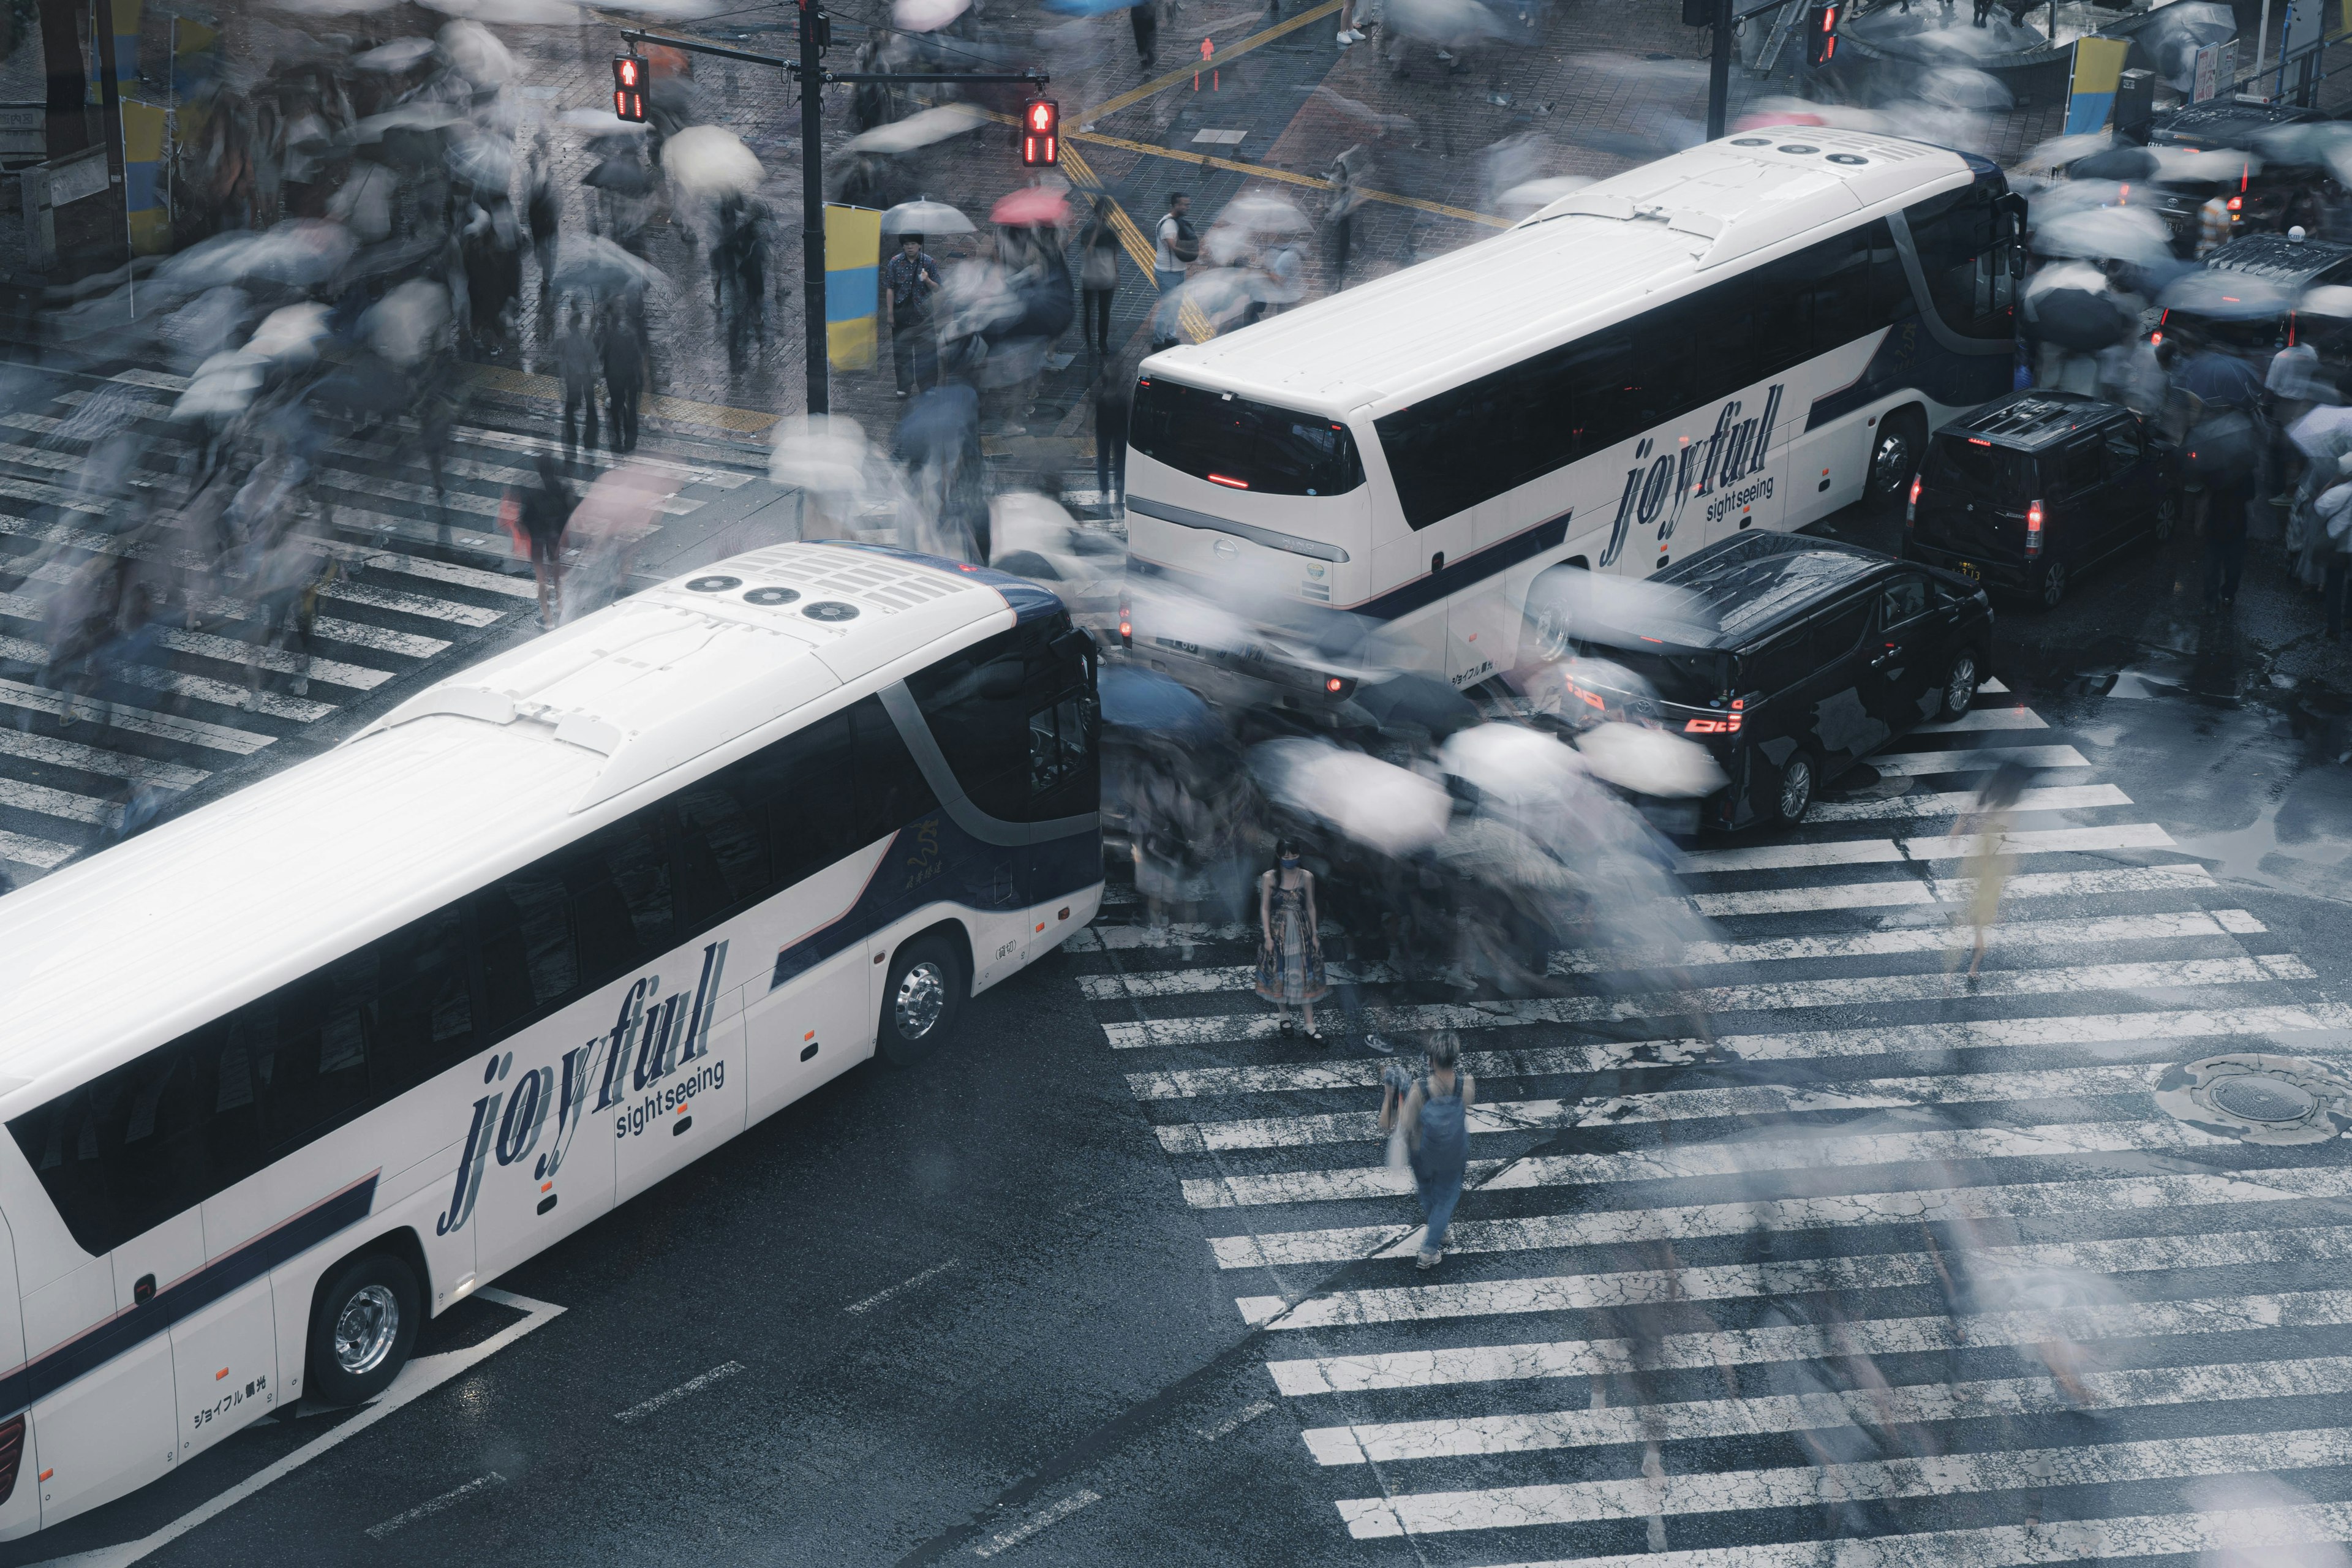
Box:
left=991, top=187, right=1072, bottom=227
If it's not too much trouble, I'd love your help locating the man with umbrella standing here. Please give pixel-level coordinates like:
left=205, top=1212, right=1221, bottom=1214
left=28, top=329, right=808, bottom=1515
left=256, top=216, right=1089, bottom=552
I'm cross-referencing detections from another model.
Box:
left=599, top=302, right=646, bottom=454
left=557, top=303, right=600, bottom=458
left=885, top=232, right=943, bottom=398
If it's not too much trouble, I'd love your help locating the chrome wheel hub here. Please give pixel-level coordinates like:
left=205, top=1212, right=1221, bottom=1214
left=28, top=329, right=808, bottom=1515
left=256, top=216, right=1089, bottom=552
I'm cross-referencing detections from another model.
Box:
left=1779, top=760, right=1812, bottom=819
left=894, top=961, right=947, bottom=1039
left=334, top=1284, right=399, bottom=1376
left=1945, top=655, right=1977, bottom=715
left=1872, top=429, right=1912, bottom=494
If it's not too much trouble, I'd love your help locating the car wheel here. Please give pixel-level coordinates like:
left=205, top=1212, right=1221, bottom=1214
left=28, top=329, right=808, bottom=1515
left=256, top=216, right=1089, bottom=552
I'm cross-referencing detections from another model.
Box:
left=1776, top=750, right=1817, bottom=824
left=1942, top=649, right=1980, bottom=718
left=2154, top=491, right=2178, bottom=543
left=307, top=1251, right=420, bottom=1406
left=2038, top=560, right=2069, bottom=610
left=878, top=934, right=965, bottom=1068
left=1867, top=409, right=1925, bottom=508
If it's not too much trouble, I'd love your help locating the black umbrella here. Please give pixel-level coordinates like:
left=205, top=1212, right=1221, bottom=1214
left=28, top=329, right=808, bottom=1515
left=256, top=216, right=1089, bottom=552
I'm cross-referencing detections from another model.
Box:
left=2068, top=146, right=2160, bottom=181
left=2024, top=284, right=2136, bottom=350
left=585, top=157, right=655, bottom=196
left=1352, top=671, right=1479, bottom=737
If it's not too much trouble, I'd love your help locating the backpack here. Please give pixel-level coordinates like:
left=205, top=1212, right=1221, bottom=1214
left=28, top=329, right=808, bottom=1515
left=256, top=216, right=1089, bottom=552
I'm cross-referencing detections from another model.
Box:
left=1167, top=214, right=1200, bottom=264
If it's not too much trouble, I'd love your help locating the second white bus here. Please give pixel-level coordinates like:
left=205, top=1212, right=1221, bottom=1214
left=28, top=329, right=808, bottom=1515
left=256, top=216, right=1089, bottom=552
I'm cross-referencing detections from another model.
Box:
left=0, top=541, right=1101, bottom=1536
left=1123, top=128, right=2024, bottom=696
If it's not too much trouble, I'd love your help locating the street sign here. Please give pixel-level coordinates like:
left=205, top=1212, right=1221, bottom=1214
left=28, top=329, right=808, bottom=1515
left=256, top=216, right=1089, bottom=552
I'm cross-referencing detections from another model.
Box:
left=2193, top=37, right=2237, bottom=102
left=1020, top=97, right=1058, bottom=167
left=1804, top=1, right=1836, bottom=66
left=612, top=55, right=648, bottom=122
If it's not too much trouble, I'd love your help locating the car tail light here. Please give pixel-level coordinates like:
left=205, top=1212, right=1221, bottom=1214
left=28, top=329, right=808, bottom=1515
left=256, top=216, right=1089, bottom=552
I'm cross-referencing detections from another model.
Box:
left=2228, top=194, right=2242, bottom=213
left=1686, top=698, right=1744, bottom=736
left=1118, top=590, right=1131, bottom=648
left=1562, top=675, right=1605, bottom=711
left=2026, top=499, right=2044, bottom=558
left=1906, top=473, right=1921, bottom=527
left=0, top=1414, right=24, bottom=1505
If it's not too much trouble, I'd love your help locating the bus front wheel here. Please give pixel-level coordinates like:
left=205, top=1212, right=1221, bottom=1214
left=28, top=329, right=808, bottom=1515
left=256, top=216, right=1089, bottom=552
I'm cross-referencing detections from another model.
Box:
left=879, top=934, right=967, bottom=1068
left=306, top=1251, right=421, bottom=1407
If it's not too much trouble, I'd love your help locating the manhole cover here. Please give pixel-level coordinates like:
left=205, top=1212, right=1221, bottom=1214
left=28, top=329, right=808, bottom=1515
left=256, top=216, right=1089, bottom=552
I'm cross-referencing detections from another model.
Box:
left=2155, top=1054, right=2352, bottom=1146
left=2208, top=1076, right=2320, bottom=1123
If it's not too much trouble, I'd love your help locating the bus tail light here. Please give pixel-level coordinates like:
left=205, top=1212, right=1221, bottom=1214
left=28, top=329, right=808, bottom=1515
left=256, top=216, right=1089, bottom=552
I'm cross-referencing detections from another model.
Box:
left=1906, top=473, right=1920, bottom=528
left=2025, top=499, right=2044, bottom=558
left=0, top=1414, right=24, bottom=1504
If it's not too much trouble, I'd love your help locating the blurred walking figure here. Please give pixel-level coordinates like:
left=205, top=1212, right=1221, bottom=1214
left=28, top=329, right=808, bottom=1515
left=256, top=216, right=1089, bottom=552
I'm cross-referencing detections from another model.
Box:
left=1092, top=370, right=1129, bottom=504
left=2173, top=333, right=2266, bottom=612
left=527, top=135, right=560, bottom=303
left=599, top=306, right=644, bottom=454
left=1326, top=149, right=1366, bottom=287
left=1956, top=759, right=2035, bottom=979
left=1155, top=193, right=1196, bottom=300
left=1381, top=1034, right=1474, bottom=1270
left=557, top=304, right=600, bottom=458
left=884, top=232, right=943, bottom=397
left=243, top=509, right=333, bottom=710
left=1131, top=0, right=1160, bottom=66
left=1079, top=197, right=1121, bottom=360
left=1256, top=837, right=1330, bottom=1041
left=511, top=452, right=577, bottom=628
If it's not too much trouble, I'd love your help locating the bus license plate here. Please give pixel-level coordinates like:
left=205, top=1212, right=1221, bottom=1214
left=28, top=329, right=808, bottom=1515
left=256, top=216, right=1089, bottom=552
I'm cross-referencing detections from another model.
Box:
left=1958, top=562, right=1981, bottom=581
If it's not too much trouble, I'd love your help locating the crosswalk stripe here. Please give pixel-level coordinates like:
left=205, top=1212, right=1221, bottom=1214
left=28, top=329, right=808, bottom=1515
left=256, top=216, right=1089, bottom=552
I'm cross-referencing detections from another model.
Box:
left=1180, top=1114, right=2237, bottom=1210
left=0, top=824, right=75, bottom=869
left=1680, top=820, right=2174, bottom=873
left=1067, top=919, right=1343, bottom=954
left=1691, top=862, right=2215, bottom=916
left=1920, top=704, right=2046, bottom=731
left=0, top=774, right=119, bottom=829
left=6, top=557, right=458, bottom=660
left=1865, top=742, right=2083, bottom=775
left=1123, top=1001, right=2352, bottom=1090
left=1978, top=676, right=2009, bottom=693
left=1082, top=961, right=1393, bottom=1000
left=0, top=592, right=390, bottom=692
left=1207, top=1166, right=2352, bottom=1269
left=0, top=635, right=331, bottom=720
left=0, top=727, right=206, bottom=789
left=1104, top=954, right=2315, bottom=1048
left=0, top=676, right=271, bottom=753
left=1303, top=1353, right=2352, bottom=1465
left=1806, top=782, right=2129, bottom=822
left=1243, top=1226, right=2352, bottom=1337
left=1550, top=908, right=2263, bottom=973
left=1332, top=1425, right=2352, bottom=1539
left=1157, top=1062, right=2179, bottom=1154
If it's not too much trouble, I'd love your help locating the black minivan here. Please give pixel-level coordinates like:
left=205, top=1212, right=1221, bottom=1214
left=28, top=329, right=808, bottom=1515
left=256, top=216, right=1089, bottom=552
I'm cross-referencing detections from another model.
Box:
left=1903, top=390, right=2178, bottom=609
left=1553, top=533, right=1994, bottom=830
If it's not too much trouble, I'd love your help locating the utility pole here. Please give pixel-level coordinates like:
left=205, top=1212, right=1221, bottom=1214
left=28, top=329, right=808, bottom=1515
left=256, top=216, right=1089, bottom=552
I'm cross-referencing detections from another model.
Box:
left=620, top=27, right=1046, bottom=420
left=1707, top=0, right=1733, bottom=139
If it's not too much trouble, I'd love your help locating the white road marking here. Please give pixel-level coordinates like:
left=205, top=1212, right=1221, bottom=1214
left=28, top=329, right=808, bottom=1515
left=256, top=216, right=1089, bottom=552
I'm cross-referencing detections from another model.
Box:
left=1066, top=919, right=1341, bottom=953
left=1082, top=961, right=1393, bottom=1000
left=1681, top=820, right=2174, bottom=873
left=0, top=774, right=121, bottom=829
left=1208, top=1165, right=2352, bottom=1268
left=612, top=1360, right=747, bottom=1424
left=1181, top=1114, right=2233, bottom=1209
left=23, top=1288, right=564, bottom=1568
left=0, top=676, right=273, bottom=753
left=1691, top=862, right=2215, bottom=916
left=363, top=1472, right=507, bottom=1539
left=1305, top=1354, right=2352, bottom=1464
left=1244, top=1227, right=2352, bottom=1338
left=1197, top=1399, right=1275, bottom=1440
left=1978, top=676, right=2010, bottom=693
left=1332, top=1425, right=2352, bottom=1539
left=0, top=825, right=74, bottom=869
left=1807, top=782, right=2129, bottom=823
left=0, top=635, right=331, bottom=720
left=1864, top=742, right=2082, bottom=776
left=973, top=1489, right=1102, bottom=1558
left=1106, top=954, right=2315, bottom=1048
left=845, top=1257, right=962, bottom=1314
left=1919, top=704, right=2046, bottom=731
left=0, top=726, right=208, bottom=788
left=1550, top=908, right=2262, bottom=973
left=0, top=594, right=393, bottom=693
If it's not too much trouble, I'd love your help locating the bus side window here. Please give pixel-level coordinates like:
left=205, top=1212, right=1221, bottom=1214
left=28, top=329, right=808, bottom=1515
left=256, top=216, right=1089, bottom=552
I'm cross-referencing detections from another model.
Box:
left=566, top=812, right=676, bottom=990
left=1747, top=252, right=1812, bottom=380
left=908, top=628, right=1038, bottom=820
left=1689, top=281, right=1757, bottom=403
left=1563, top=333, right=1640, bottom=454
left=476, top=871, right=579, bottom=1033
left=1863, top=219, right=1913, bottom=326
left=262, top=950, right=375, bottom=1149
left=1801, top=230, right=1872, bottom=360
left=675, top=760, right=775, bottom=925
left=852, top=695, right=940, bottom=843
left=1905, top=187, right=2011, bottom=341
left=763, top=709, right=857, bottom=886
left=366, top=907, right=475, bottom=1098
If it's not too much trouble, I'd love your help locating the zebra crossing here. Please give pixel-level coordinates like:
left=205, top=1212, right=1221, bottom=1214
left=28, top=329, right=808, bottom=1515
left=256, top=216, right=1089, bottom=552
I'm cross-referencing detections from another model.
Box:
left=1074, top=681, right=2352, bottom=1562
left=0, top=365, right=767, bottom=888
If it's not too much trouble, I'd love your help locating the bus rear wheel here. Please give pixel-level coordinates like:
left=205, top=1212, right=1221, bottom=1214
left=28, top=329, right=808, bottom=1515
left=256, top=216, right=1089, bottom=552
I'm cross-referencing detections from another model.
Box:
left=307, top=1251, right=420, bottom=1406
left=879, top=935, right=966, bottom=1068
left=1868, top=409, right=1925, bottom=510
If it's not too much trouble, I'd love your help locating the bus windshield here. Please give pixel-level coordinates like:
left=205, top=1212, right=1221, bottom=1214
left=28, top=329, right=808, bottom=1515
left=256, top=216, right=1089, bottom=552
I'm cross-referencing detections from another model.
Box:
left=1129, top=378, right=1365, bottom=497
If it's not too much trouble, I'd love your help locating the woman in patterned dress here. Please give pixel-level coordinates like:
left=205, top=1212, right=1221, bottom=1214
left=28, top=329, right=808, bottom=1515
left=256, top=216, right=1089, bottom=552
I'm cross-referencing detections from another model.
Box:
left=1256, top=838, right=1331, bottom=1042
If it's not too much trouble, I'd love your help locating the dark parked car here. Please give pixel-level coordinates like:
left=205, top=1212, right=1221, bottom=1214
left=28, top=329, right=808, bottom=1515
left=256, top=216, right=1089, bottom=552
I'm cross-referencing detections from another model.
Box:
left=1555, top=532, right=1994, bottom=830
left=1902, top=390, right=2179, bottom=609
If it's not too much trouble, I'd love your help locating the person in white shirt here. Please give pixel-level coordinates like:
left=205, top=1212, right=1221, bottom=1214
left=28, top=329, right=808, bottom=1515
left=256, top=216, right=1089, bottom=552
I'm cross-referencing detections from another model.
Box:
left=1153, top=192, right=1193, bottom=297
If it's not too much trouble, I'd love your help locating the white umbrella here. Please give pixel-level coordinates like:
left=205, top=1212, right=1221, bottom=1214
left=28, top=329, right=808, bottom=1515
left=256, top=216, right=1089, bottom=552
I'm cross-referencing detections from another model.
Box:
left=559, top=107, right=650, bottom=134
left=841, top=104, right=990, bottom=154
left=2160, top=270, right=2294, bottom=319
left=245, top=302, right=331, bottom=364
left=2033, top=205, right=2173, bottom=268
left=1918, top=66, right=2011, bottom=111
left=173, top=352, right=266, bottom=420
left=2018, top=131, right=2120, bottom=175
left=1221, top=191, right=1311, bottom=233
left=771, top=414, right=876, bottom=495
left=353, top=37, right=436, bottom=70
left=1440, top=722, right=1586, bottom=806
left=419, top=0, right=584, bottom=22
left=665, top=125, right=764, bottom=200
left=1253, top=738, right=1452, bottom=857
left=158, top=219, right=354, bottom=289
left=1575, top=725, right=1726, bottom=799
left=355, top=99, right=466, bottom=139
left=2303, top=285, right=2352, bottom=318
left=361, top=279, right=451, bottom=369
left=894, top=0, right=971, bottom=29
left=880, top=198, right=975, bottom=235
left=437, top=20, right=515, bottom=85
left=2150, top=147, right=2258, bottom=185
left=1382, top=0, right=1506, bottom=45
left=1498, top=176, right=1591, bottom=217
left=2289, top=404, right=2352, bottom=460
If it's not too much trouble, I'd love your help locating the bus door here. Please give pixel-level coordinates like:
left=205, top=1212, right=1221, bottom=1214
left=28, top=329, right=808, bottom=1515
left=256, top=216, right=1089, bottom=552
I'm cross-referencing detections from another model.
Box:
left=0, top=1208, right=32, bottom=1536
left=1020, top=633, right=1101, bottom=944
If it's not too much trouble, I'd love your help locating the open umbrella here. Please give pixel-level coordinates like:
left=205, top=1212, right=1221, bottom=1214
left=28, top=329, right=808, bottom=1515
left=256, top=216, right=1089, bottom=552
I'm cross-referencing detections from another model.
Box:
left=2304, top=285, right=2352, bottom=318
left=2024, top=262, right=2136, bottom=352
left=353, top=37, right=435, bottom=70
left=2068, top=145, right=2159, bottom=182
left=172, top=352, right=266, bottom=421
left=1352, top=671, right=1478, bottom=737
left=880, top=198, right=974, bottom=234
left=2032, top=205, right=2173, bottom=268
left=1575, top=723, right=1725, bottom=798
left=841, top=104, right=989, bottom=154
left=2160, top=270, right=2294, bottom=319
left=245, top=302, right=331, bottom=364
left=990, top=186, right=1071, bottom=227
left=666, top=124, right=764, bottom=200
left=158, top=219, right=355, bottom=290
left=2290, top=404, right=2352, bottom=460
left=559, top=107, right=650, bottom=135
left=1100, top=666, right=1219, bottom=742
left=447, top=132, right=514, bottom=190
left=1440, top=722, right=1585, bottom=806
left=1221, top=191, right=1312, bottom=233
left=895, top=0, right=971, bottom=28
left=552, top=236, right=665, bottom=296
left=585, top=156, right=655, bottom=196
left=437, top=19, right=514, bottom=85
left=353, top=100, right=466, bottom=139
left=1251, top=737, right=1453, bottom=857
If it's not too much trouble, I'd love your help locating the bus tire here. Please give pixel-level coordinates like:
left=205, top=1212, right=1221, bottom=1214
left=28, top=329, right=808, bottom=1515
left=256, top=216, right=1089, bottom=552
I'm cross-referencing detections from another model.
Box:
left=306, top=1250, right=420, bottom=1407
left=878, top=933, right=966, bottom=1068
left=1868, top=408, right=1926, bottom=510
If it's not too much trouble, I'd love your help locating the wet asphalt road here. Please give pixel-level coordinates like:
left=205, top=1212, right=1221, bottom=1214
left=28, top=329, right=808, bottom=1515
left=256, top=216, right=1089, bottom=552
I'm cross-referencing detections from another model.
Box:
left=15, top=510, right=2352, bottom=1567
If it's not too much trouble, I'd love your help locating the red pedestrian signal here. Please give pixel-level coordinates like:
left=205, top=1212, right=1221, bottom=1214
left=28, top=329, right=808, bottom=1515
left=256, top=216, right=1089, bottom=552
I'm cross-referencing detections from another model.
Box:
left=613, top=55, right=649, bottom=122
left=1021, top=98, right=1058, bottom=167
left=1804, top=1, right=1837, bottom=66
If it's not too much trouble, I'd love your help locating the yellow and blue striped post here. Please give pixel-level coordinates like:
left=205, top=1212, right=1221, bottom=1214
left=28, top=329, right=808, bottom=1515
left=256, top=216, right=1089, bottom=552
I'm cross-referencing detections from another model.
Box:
left=824, top=203, right=880, bottom=372
left=121, top=97, right=167, bottom=254
left=2064, top=36, right=2132, bottom=135
left=172, top=17, right=219, bottom=144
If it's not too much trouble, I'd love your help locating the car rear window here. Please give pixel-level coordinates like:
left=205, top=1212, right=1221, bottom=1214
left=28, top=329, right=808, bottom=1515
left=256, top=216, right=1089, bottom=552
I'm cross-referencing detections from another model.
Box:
left=1570, top=638, right=1733, bottom=706
left=1128, top=378, right=1366, bottom=497
left=1923, top=434, right=2036, bottom=507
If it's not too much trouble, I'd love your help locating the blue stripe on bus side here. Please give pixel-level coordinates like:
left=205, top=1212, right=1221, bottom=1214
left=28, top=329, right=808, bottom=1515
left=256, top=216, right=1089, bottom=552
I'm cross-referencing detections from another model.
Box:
left=12, top=1174, right=380, bottom=1415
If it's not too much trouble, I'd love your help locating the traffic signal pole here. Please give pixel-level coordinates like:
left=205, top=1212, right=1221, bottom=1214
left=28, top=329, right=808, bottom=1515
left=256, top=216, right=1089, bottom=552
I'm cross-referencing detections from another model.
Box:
left=616, top=25, right=1046, bottom=420
left=1706, top=0, right=1733, bottom=139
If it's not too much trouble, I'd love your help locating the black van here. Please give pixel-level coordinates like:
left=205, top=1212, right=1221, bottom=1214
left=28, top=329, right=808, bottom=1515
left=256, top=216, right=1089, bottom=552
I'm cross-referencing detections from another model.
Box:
left=1903, top=390, right=2178, bottom=609
left=1556, top=533, right=1994, bottom=830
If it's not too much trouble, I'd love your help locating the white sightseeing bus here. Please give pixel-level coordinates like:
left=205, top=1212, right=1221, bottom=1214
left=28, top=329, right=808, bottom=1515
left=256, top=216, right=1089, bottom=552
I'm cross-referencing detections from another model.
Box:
left=1122, top=128, right=2024, bottom=696
left=0, top=542, right=1101, bottom=1534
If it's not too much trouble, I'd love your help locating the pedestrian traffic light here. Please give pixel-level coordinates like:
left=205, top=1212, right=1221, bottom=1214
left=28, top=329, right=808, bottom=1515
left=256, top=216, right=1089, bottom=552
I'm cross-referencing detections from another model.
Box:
left=1021, top=97, right=1059, bottom=167
left=1804, top=1, right=1838, bottom=66
left=613, top=55, right=648, bottom=122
